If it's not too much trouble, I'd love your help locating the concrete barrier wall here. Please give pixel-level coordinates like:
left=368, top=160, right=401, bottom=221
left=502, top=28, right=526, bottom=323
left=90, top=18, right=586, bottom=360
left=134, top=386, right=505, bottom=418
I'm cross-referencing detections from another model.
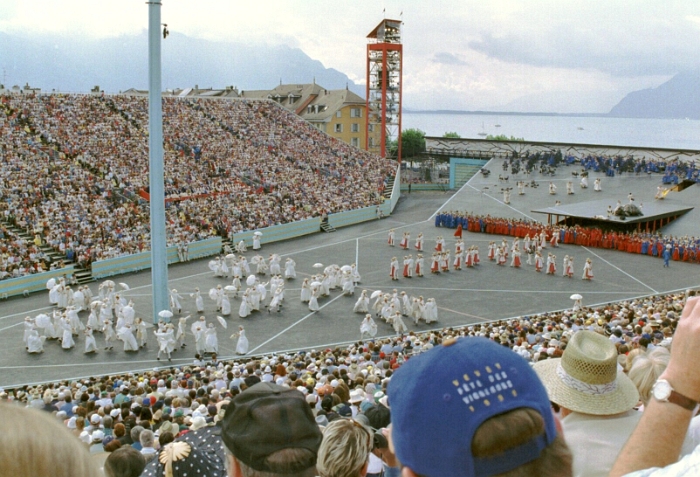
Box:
left=328, top=206, right=379, bottom=228
left=184, top=237, right=223, bottom=260
left=425, top=137, right=700, bottom=163
left=231, top=218, right=320, bottom=247
left=92, top=237, right=223, bottom=279
left=92, top=251, right=153, bottom=278
left=400, top=183, right=449, bottom=191
left=0, top=266, right=75, bottom=298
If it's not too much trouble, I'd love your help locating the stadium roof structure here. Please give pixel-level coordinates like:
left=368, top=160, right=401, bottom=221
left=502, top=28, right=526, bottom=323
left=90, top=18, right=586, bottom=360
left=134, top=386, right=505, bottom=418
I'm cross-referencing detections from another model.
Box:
left=532, top=198, right=694, bottom=232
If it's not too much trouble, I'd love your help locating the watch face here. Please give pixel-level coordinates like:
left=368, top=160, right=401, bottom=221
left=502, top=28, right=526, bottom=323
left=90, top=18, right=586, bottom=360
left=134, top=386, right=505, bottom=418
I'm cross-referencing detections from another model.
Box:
left=653, top=380, right=672, bottom=400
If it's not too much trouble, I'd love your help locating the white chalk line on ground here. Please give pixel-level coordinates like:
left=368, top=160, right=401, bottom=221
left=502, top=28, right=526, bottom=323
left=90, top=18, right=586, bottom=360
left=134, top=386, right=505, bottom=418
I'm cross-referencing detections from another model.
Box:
left=428, top=175, right=476, bottom=221
left=0, top=304, right=56, bottom=322
left=0, top=355, right=196, bottom=371
left=246, top=293, right=347, bottom=355
left=437, top=306, right=488, bottom=321
left=0, top=322, right=23, bottom=332
left=582, top=247, right=659, bottom=294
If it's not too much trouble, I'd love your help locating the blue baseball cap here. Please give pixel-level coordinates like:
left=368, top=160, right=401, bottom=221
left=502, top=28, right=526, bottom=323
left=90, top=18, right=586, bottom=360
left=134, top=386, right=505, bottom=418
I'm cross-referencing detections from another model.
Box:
left=388, top=337, right=557, bottom=477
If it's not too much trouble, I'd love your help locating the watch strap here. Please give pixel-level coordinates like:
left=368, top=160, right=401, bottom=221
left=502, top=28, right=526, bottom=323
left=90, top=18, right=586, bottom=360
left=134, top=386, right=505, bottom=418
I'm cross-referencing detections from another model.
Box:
left=667, top=389, right=698, bottom=411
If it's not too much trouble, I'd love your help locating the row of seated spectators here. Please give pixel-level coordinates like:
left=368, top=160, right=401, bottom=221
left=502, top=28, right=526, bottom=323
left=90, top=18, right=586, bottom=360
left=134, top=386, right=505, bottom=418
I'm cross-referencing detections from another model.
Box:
left=0, top=289, right=693, bottom=476
left=0, top=93, right=395, bottom=279
left=435, top=211, right=700, bottom=264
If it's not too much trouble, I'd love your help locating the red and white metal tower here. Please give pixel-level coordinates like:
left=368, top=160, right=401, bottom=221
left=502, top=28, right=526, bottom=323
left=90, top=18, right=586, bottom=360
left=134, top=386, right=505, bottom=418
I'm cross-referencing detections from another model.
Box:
left=366, top=19, right=403, bottom=162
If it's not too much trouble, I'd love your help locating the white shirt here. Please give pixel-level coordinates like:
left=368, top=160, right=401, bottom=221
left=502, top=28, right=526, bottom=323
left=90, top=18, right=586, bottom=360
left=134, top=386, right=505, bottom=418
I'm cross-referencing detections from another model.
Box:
left=563, top=410, right=642, bottom=477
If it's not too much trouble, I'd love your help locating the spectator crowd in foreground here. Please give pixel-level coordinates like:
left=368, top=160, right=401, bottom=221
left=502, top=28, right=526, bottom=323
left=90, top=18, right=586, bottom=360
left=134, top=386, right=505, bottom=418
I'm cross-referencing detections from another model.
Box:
left=0, top=288, right=698, bottom=476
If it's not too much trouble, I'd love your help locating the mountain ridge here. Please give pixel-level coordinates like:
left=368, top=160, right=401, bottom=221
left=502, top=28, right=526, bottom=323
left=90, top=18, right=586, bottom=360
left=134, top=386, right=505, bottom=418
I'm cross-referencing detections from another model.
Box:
left=608, top=72, right=700, bottom=119
left=0, top=31, right=363, bottom=96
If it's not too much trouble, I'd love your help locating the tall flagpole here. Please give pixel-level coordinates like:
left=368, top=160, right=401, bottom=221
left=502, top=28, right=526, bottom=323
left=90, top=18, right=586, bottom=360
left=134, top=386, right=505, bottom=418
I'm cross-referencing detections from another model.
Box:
left=148, top=0, right=169, bottom=323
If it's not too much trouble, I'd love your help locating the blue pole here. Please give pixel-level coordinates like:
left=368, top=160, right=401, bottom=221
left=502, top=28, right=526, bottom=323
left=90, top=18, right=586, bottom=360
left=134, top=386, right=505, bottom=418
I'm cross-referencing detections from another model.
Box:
left=148, top=0, right=169, bottom=323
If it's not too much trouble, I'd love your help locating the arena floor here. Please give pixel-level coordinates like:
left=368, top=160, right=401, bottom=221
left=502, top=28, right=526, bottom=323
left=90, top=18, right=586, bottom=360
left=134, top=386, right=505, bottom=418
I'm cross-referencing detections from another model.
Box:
left=1, top=159, right=699, bottom=388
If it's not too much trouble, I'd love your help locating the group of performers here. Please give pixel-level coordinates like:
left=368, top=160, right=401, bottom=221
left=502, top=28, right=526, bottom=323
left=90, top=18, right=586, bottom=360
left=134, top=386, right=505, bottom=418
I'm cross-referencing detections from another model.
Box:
left=434, top=211, right=700, bottom=265
left=389, top=227, right=594, bottom=280
left=353, top=290, right=439, bottom=337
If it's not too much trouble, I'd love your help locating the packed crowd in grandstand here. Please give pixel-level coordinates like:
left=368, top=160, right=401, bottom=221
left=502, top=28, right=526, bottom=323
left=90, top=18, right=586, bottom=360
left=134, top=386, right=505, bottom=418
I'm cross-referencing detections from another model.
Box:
left=0, top=93, right=395, bottom=280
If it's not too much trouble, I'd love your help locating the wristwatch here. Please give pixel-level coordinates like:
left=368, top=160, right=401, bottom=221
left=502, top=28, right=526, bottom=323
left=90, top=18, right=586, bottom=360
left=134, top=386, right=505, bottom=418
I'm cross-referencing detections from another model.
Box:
left=652, top=379, right=698, bottom=411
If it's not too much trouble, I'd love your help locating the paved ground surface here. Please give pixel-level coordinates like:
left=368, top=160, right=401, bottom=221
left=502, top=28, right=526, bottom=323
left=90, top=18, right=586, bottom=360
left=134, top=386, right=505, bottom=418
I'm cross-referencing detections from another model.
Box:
left=1, top=159, right=698, bottom=388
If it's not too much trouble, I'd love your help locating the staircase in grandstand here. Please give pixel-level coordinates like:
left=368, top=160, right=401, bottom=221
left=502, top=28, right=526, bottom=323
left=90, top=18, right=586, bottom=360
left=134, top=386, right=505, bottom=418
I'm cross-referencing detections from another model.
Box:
left=383, top=176, right=395, bottom=200
left=0, top=218, right=93, bottom=284
left=320, top=222, right=337, bottom=233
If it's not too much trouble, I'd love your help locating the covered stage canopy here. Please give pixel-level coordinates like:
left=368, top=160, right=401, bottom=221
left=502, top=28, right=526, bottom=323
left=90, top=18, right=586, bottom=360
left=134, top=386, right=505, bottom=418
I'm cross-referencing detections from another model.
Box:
left=532, top=199, right=694, bottom=232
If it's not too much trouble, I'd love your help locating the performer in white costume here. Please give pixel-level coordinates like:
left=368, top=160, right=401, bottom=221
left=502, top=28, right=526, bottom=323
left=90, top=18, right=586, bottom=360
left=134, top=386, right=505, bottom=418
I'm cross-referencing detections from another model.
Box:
left=360, top=314, right=377, bottom=340
left=205, top=323, right=218, bottom=354
left=191, top=288, right=205, bottom=313
left=60, top=317, right=75, bottom=349
left=192, top=317, right=207, bottom=354
left=284, top=258, right=297, bottom=280
left=353, top=290, right=369, bottom=313
left=118, top=324, right=139, bottom=352
left=84, top=327, right=98, bottom=354
left=221, top=294, right=232, bottom=316
left=26, top=329, right=45, bottom=354
left=170, top=289, right=183, bottom=314
left=154, top=325, right=176, bottom=361
left=103, top=319, right=116, bottom=350
left=135, top=317, right=147, bottom=348
left=176, top=316, right=188, bottom=348
left=233, top=326, right=249, bottom=355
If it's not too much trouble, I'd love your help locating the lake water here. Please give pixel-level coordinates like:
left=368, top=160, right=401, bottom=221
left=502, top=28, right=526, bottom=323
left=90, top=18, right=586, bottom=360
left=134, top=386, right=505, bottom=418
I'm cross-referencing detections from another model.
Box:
left=402, top=112, right=700, bottom=151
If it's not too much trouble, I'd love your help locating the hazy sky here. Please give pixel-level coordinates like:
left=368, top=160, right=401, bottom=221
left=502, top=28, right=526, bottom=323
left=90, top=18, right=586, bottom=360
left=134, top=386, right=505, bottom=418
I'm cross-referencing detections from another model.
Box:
left=1, top=0, right=699, bottom=112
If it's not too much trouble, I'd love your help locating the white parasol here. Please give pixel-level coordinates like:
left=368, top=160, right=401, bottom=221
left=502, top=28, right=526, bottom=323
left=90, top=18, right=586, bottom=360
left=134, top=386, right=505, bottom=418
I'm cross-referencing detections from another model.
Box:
left=253, top=231, right=263, bottom=236
left=216, top=316, right=228, bottom=329
left=370, top=290, right=383, bottom=299
left=310, top=281, right=322, bottom=288
left=46, top=278, right=56, bottom=290
left=313, top=263, right=324, bottom=269
left=208, top=288, right=219, bottom=300
left=246, top=275, right=257, bottom=286
left=35, top=313, right=51, bottom=328
left=340, top=265, right=352, bottom=272
left=225, top=254, right=236, bottom=259
left=208, top=260, right=218, bottom=272
left=224, top=285, right=237, bottom=291
left=103, top=280, right=115, bottom=288
left=158, top=310, right=173, bottom=319
left=570, top=294, right=583, bottom=300
left=119, top=283, right=130, bottom=290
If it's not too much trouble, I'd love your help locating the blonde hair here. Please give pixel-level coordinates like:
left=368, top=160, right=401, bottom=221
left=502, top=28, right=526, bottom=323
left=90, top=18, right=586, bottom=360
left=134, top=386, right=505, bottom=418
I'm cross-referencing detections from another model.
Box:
left=628, top=347, right=671, bottom=405
left=625, top=348, right=644, bottom=372
left=317, top=420, right=372, bottom=477
left=0, top=404, right=100, bottom=477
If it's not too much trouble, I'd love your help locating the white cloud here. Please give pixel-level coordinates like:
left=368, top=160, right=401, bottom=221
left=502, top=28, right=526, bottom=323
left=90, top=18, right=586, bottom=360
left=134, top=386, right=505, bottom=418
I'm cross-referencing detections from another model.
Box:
left=1, top=0, right=698, bottom=112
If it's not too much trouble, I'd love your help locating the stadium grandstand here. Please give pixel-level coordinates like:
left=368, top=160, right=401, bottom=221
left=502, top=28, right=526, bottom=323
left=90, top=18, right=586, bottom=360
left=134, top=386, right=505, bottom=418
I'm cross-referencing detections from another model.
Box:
left=0, top=93, right=395, bottom=281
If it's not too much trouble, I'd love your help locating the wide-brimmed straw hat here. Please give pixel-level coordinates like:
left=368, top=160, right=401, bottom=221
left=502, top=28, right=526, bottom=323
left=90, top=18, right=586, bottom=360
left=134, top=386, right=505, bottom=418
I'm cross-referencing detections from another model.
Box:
left=533, top=330, right=639, bottom=415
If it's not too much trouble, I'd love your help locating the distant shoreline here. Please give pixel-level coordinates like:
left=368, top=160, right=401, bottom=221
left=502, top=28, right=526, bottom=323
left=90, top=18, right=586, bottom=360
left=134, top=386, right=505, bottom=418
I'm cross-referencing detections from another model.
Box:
left=403, top=110, right=695, bottom=120
left=403, top=109, right=604, bottom=117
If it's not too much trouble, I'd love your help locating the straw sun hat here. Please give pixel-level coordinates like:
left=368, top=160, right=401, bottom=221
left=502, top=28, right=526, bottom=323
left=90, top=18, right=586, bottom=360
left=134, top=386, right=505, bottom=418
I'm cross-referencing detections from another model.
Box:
left=533, top=330, right=639, bottom=415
